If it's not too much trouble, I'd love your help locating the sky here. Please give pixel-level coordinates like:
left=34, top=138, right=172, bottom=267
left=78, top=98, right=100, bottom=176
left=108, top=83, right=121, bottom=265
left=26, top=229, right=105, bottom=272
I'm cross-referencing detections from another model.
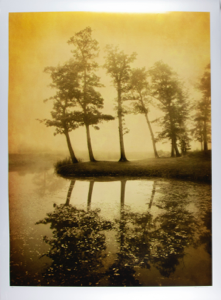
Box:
left=8, top=11, right=210, bottom=159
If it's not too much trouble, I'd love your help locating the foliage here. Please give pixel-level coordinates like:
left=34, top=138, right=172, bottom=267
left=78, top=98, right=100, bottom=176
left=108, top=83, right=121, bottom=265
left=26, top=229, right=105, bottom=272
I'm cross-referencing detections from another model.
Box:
left=190, top=113, right=204, bottom=147
left=192, top=63, right=211, bottom=151
left=40, top=60, right=84, bottom=135
left=38, top=59, right=86, bottom=163
left=38, top=26, right=211, bottom=161
left=68, top=27, right=114, bottom=161
left=148, top=61, right=190, bottom=156
left=67, top=28, right=114, bottom=127
left=104, top=45, right=137, bottom=93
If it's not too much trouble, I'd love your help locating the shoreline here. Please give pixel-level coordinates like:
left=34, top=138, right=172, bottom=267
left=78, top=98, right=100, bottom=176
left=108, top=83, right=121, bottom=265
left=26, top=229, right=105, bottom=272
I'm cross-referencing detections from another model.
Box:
left=56, top=155, right=211, bottom=184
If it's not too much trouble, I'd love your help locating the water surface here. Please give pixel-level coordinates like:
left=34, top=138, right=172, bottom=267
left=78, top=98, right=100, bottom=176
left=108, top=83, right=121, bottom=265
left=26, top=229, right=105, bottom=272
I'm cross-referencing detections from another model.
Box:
left=9, top=161, right=212, bottom=286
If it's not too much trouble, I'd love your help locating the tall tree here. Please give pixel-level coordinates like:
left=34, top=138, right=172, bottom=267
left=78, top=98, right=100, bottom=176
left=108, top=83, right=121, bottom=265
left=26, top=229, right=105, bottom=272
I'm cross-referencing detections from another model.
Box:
left=104, top=45, right=137, bottom=162
left=195, top=63, right=211, bottom=151
left=148, top=61, right=189, bottom=157
left=191, top=113, right=204, bottom=150
left=39, top=60, right=83, bottom=163
left=125, top=68, right=159, bottom=158
left=68, top=27, right=114, bottom=162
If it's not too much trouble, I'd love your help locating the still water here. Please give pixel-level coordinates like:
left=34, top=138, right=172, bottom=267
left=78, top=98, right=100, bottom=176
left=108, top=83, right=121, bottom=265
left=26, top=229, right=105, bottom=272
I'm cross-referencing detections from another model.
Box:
left=9, top=162, right=212, bottom=286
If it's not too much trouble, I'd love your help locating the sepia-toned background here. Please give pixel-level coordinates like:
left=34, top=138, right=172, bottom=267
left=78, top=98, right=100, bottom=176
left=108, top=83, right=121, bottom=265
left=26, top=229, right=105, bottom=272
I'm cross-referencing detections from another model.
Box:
left=9, top=11, right=210, bottom=158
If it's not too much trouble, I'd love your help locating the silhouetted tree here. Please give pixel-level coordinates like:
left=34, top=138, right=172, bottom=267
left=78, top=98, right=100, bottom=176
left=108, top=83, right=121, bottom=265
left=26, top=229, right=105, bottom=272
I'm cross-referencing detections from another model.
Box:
left=39, top=60, right=84, bottom=163
left=125, top=68, right=159, bottom=158
left=148, top=61, right=189, bottom=157
left=68, top=27, right=114, bottom=162
left=104, top=45, right=136, bottom=162
left=191, top=113, right=204, bottom=150
left=194, top=63, right=211, bottom=151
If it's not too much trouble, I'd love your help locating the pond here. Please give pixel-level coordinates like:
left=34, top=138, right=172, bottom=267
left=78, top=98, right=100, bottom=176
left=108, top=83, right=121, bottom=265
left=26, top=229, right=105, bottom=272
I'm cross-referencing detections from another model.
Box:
left=9, top=159, right=212, bottom=286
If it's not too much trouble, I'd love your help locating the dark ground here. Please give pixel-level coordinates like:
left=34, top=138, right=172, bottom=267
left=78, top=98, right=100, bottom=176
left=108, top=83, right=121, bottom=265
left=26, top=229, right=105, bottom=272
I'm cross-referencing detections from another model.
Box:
left=55, top=151, right=211, bottom=184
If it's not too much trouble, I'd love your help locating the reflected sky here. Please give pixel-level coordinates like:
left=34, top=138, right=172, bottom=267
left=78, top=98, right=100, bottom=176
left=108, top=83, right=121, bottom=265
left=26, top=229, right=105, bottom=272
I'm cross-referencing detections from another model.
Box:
left=9, top=167, right=211, bottom=286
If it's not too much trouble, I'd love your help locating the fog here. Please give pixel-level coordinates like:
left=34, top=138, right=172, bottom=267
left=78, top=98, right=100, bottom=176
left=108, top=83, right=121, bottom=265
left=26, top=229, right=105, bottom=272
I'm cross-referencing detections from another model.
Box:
left=9, top=11, right=210, bottom=156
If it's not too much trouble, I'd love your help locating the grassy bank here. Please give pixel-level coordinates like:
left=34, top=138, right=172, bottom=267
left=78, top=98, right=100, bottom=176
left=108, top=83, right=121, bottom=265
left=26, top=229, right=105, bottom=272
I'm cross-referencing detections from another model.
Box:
left=56, top=151, right=211, bottom=184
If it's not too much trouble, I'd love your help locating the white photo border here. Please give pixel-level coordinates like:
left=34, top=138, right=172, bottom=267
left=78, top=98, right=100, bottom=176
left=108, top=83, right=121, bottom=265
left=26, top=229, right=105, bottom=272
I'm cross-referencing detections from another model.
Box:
left=0, top=0, right=220, bottom=299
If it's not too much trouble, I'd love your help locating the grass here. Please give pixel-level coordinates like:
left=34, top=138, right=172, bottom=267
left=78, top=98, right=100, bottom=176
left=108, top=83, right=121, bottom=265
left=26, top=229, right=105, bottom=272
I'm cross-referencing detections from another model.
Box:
left=54, top=157, right=73, bottom=172
left=56, top=151, right=211, bottom=184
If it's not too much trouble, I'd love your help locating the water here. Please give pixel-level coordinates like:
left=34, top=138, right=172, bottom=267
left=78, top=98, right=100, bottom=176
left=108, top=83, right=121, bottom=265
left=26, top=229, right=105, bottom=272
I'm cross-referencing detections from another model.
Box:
left=9, top=160, right=212, bottom=286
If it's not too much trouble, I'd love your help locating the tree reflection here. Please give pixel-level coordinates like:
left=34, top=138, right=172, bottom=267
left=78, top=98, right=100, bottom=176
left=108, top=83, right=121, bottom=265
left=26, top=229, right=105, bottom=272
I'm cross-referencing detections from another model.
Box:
left=36, top=180, right=112, bottom=286
left=151, top=208, right=195, bottom=277
left=199, top=208, right=212, bottom=256
left=65, top=180, right=75, bottom=205
left=36, top=179, right=211, bottom=286
left=32, top=169, right=66, bottom=197
left=106, top=180, right=141, bottom=286
left=107, top=180, right=207, bottom=283
left=151, top=181, right=156, bottom=207
left=87, top=181, right=94, bottom=211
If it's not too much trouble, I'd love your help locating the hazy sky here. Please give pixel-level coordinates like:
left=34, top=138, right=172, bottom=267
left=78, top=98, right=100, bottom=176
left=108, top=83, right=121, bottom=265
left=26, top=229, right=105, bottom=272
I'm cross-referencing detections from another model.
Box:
left=9, top=11, right=210, bottom=158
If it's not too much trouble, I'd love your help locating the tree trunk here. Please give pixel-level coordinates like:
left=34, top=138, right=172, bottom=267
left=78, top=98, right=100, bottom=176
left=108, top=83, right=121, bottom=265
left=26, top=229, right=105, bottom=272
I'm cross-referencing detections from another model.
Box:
left=171, top=135, right=180, bottom=157
left=65, top=180, right=75, bottom=205
left=171, top=139, right=175, bottom=157
left=145, top=113, right=159, bottom=158
left=203, top=120, right=208, bottom=151
left=85, top=124, right=97, bottom=162
left=169, top=107, right=176, bottom=158
left=87, top=181, right=94, bottom=211
left=65, top=131, right=78, bottom=163
left=174, top=139, right=181, bottom=157
left=118, top=85, right=128, bottom=162
left=139, top=97, right=159, bottom=158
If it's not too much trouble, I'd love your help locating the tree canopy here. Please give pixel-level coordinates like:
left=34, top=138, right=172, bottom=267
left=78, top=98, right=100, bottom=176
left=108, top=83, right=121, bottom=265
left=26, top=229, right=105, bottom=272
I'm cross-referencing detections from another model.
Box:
left=39, top=60, right=84, bottom=163
left=192, top=63, right=211, bottom=151
left=148, top=61, right=190, bottom=157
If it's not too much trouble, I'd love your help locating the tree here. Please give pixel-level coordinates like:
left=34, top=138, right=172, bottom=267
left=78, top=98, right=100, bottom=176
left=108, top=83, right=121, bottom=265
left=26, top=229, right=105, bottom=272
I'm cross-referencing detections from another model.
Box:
left=39, top=60, right=84, bottom=163
left=125, top=68, right=159, bottom=158
left=68, top=27, right=114, bottom=162
left=178, top=130, right=191, bottom=155
left=191, top=113, right=204, bottom=150
left=148, top=61, right=189, bottom=157
left=194, top=63, right=211, bottom=151
left=104, top=45, right=137, bottom=162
